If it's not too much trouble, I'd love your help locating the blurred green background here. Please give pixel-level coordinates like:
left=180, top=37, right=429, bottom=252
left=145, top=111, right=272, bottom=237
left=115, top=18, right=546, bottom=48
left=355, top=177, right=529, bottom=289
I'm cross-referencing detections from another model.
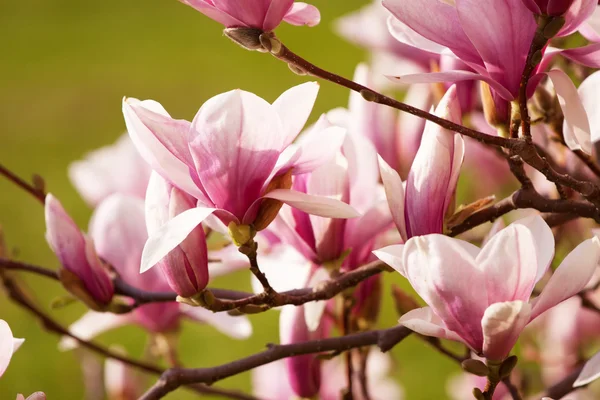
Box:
left=0, top=1, right=461, bottom=398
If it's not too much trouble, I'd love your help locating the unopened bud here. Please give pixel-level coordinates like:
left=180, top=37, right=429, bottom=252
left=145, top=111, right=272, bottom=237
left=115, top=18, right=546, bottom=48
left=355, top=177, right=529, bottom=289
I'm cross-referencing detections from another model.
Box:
left=499, top=355, right=518, bottom=378
left=258, top=32, right=282, bottom=55
left=58, top=268, right=108, bottom=311
left=360, top=89, right=378, bottom=102
left=288, top=63, right=307, bottom=76
left=462, top=359, right=491, bottom=377
left=223, top=27, right=264, bottom=51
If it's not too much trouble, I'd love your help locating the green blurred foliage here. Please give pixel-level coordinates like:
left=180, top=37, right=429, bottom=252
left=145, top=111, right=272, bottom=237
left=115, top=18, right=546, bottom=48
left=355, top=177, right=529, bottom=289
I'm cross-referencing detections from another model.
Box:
left=0, top=1, right=460, bottom=398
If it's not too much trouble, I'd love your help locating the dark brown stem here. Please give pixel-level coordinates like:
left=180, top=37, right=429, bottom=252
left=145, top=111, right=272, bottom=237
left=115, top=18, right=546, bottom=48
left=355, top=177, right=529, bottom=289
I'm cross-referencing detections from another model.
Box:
left=0, top=258, right=59, bottom=280
left=343, top=297, right=354, bottom=400
left=502, top=377, right=523, bottom=400
left=0, top=163, right=46, bottom=204
left=140, top=325, right=412, bottom=400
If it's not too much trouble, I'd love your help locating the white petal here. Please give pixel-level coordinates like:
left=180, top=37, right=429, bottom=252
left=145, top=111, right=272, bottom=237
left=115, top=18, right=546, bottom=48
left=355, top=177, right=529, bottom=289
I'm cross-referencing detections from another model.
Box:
left=399, top=307, right=463, bottom=342
left=378, top=156, right=407, bottom=241
left=272, top=82, right=320, bottom=148
left=373, top=244, right=406, bottom=276
left=481, top=301, right=531, bottom=361
left=140, top=207, right=216, bottom=273
left=59, top=311, right=130, bottom=351
left=304, top=268, right=330, bottom=332
left=263, top=189, right=360, bottom=218
left=512, top=215, right=555, bottom=284
left=575, top=350, right=600, bottom=387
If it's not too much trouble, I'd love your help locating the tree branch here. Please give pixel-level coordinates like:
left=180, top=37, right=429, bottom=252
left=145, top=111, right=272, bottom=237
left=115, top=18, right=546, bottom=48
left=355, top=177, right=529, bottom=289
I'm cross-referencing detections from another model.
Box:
left=0, top=163, right=46, bottom=204
left=140, top=325, right=413, bottom=400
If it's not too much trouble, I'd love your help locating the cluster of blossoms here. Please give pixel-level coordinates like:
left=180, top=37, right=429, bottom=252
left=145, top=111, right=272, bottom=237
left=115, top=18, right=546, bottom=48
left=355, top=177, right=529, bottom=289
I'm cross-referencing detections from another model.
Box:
left=7, top=0, right=600, bottom=399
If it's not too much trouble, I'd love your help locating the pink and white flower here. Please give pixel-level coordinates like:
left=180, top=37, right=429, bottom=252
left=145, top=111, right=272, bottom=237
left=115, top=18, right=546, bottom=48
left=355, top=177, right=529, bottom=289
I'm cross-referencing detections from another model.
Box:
left=374, top=215, right=600, bottom=361
left=180, top=0, right=320, bottom=31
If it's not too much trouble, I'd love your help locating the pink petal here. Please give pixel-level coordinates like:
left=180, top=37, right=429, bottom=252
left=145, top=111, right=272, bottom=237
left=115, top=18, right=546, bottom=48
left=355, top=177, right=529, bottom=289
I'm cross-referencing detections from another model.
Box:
left=383, top=0, right=480, bottom=65
left=140, top=207, right=216, bottom=273
left=481, top=301, right=531, bottom=361
left=291, top=126, right=347, bottom=175
left=272, top=82, right=319, bottom=149
left=547, top=69, right=593, bottom=154
left=531, top=236, right=600, bottom=320
left=405, top=85, right=464, bottom=237
left=378, top=156, right=407, bottom=241
left=252, top=359, right=295, bottom=399
left=559, top=0, right=597, bottom=37
left=263, top=189, right=360, bottom=218
left=189, top=89, right=284, bottom=220
left=387, top=16, right=448, bottom=55
left=456, top=0, right=536, bottom=97
left=398, top=307, right=463, bottom=343
left=122, top=98, right=208, bottom=202
left=574, top=350, right=600, bottom=387
left=0, top=320, right=22, bottom=378
left=477, top=224, right=539, bottom=304
left=59, top=311, right=130, bottom=351
left=373, top=244, right=406, bottom=276
left=402, top=234, right=486, bottom=351
left=512, top=215, right=555, bottom=283
left=209, top=0, right=281, bottom=30
left=283, top=2, right=321, bottom=27
left=182, top=306, right=252, bottom=339
left=579, top=5, right=600, bottom=41
left=560, top=43, right=600, bottom=68
left=180, top=0, right=246, bottom=27
left=263, top=0, right=296, bottom=30
left=389, top=70, right=514, bottom=101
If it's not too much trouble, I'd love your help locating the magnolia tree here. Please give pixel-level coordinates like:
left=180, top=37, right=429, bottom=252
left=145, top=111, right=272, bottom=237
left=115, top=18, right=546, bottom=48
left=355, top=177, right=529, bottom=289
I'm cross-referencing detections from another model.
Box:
left=6, top=0, right=600, bottom=399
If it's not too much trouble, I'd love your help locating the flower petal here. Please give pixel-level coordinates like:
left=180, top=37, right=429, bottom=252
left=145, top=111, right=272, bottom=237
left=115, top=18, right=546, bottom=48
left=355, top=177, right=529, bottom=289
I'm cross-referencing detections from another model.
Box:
left=0, top=320, right=21, bottom=378
left=189, top=89, right=284, bottom=219
left=182, top=305, right=252, bottom=339
left=477, top=224, right=539, bottom=304
left=575, top=70, right=600, bottom=143
left=574, top=350, right=600, bottom=387
left=263, top=189, right=360, bottom=218
left=512, top=214, right=555, bottom=283
left=283, top=2, right=321, bottom=27
left=272, top=82, right=320, bottom=149
left=559, top=0, right=597, bottom=37
left=291, top=126, right=347, bottom=175
left=140, top=207, right=216, bottom=273
left=387, top=16, right=449, bottom=55
left=399, top=307, right=463, bottom=342
left=531, top=236, right=600, bottom=320
left=304, top=268, right=330, bottom=332
left=59, top=311, right=130, bottom=351
left=180, top=0, right=246, bottom=27
left=378, top=156, right=407, bottom=241
left=547, top=69, right=593, bottom=154
left=373, top=244, right=406, bottom=276
left=481, top=301, right=531, bottom=361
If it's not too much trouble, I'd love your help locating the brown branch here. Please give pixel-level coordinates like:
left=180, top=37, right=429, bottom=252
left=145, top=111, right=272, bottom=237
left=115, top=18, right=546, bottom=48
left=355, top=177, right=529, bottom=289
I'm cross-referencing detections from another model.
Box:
left=140, top=325, right=413, bottom=400
left=0, top=269, right=257, bottom=400
left=0, top=258, right=58, bottom=280
left=0, top=163, right=46, bottom=204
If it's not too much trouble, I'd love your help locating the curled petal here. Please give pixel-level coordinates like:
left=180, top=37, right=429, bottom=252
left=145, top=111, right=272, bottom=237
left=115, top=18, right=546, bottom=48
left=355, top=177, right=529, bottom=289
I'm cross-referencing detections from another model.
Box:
left=283, top=2, right=321, bottom=27
left=373, top=244, right=406, bottom=276
left=378, top=156, right=407, bottom=241
left=574, top=350, right=600, bottom=387
left=263, top=189, right=360, bottom=218
left=272, top=82, right=320, bottom=149
left=481, top=301, right=531, bottom=361
left=399, top=307, right=463, bottom=343
left=575, top=70, right=600, bottom=143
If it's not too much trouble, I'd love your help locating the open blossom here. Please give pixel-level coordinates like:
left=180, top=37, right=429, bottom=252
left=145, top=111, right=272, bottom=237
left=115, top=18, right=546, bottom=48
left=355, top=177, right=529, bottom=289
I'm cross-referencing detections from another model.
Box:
left=45, top=194, right=114, bottom=310
left=180, top=0, right=320, bottom=31
left=59, top=194, right=251, bottom=351
left=253, top=348, right=403, bottom=400
left=0, top=320, right=24, bottom=378
left=69, top=134, right=151, bottom=207
left=375, top=215, right=600, bottom=361
left=379, top=85, right=464, bottom=241
left=145, top=172, right=209, bottom=297
left=123, top=82, right=358, bottom=273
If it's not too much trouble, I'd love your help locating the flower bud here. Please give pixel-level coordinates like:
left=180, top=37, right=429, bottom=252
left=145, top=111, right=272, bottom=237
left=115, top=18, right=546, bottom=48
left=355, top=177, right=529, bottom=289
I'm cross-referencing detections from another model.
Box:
left=145, top=173, right=209, bottom=298
left=45, top=194, right=114, bottom=310
left=522, top=0, right=575, bottom=16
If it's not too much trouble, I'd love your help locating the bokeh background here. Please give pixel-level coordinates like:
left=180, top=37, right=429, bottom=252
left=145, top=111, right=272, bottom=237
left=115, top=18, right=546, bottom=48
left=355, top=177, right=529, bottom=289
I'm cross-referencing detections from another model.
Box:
left=0, top=1, right=463, bottom=398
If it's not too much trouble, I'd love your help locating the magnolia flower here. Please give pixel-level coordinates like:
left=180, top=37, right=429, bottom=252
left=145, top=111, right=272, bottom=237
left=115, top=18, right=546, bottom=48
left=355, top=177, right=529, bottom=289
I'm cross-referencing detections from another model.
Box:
left=0, top=320, right=24, bottom=378
left=60, top=194, right=251, bottom=351
left=375, top=215, right=600, bottom=361
left=253, top=349, right=403, bottom=400
left=385, top=0, right=595, bottom=147
left=123, top=82, right=357, bottom=273
left=180, top=0, right=320, bottom=31
left=69, top=134, right=151, bottom=207
left=45, top=194, right=114, bottom=310
left=15, top=394, right=46, bottom=400
left=379, top=85, right=464, bottom=240
left=145, top=172, right=209, bottom=297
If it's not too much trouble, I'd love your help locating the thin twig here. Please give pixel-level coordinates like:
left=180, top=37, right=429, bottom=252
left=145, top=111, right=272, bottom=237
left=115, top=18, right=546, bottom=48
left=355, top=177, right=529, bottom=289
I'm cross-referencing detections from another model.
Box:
left=0, top=163, right=46, bottom=204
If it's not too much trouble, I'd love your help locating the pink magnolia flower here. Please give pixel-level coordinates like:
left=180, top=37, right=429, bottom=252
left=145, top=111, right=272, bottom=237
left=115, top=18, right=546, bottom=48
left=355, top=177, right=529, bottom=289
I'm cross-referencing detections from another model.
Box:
left=145, top=172, right=209, bottom=297
left=180, top=0, right=320, bottom=31
left=375, top=215, right=600, bottom=361
left=378, top=85, right=464, bottom=240
left=122, top=82, right=357, bottom=273
left=0, top=320, right=24, bottom=378
left=59, top=194, right=251, bottom=351
left=45, top=194, right=114, bottom=310
left=253, top=349, right=402, bottom=400
left=385, top=0, right=595, bottom=142
left=69, top=134, right=151, bottom=207
left=15, top=394, right=46, bottom=400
